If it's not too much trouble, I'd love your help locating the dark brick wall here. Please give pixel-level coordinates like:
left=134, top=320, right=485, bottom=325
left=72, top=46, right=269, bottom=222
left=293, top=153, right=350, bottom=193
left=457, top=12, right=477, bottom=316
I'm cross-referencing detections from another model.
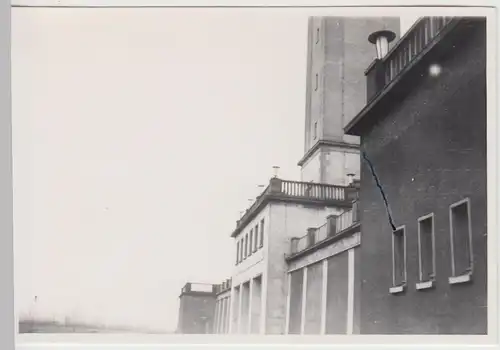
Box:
left=358, top=21, right=487, bottom=334
left=177, top=293, right=216, bottom=334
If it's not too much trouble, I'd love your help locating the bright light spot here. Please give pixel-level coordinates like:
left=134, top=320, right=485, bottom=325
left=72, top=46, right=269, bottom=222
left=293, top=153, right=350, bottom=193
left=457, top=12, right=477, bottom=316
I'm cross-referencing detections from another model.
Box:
left=429, top=64, right=442, bottom=77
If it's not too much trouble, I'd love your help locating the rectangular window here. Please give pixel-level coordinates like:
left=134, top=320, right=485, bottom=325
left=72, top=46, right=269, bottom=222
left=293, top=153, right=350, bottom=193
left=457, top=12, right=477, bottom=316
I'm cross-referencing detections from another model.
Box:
left=449, top=198, right=473, bottom=284
left=244, top=234, right=248, bottom=259
left=249, top=229, right=253, bottom=256
left=315, top=27, right=320, bottom=44
left=240, top=239, right=244, bottom=261
left=313, top=121, right=318, bottom=140
left=259, top=219, right=265, bottom=248
left=236, top=241, right=240, bottom=265
left=254, top=224, right=259, bottom=252
left=390, top=226, right=406, bottom=294
left=417, top=213, right=435, bottom=289
left=314, top=73, right=319, bottom=91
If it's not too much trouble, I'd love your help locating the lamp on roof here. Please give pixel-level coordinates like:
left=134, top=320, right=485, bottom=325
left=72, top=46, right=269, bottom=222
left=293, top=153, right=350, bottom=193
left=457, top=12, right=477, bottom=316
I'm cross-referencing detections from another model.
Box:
left=272, top=166, right=280, bottom=178
left=368, top=30, right=396, bottom=59
left=347, top=173, right=355, bottom=185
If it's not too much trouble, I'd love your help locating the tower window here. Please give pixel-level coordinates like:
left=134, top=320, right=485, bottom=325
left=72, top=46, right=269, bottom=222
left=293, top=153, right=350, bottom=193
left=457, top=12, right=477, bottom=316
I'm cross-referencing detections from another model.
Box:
left=390, top=226, right=406, bottom=294
left=449, top=198, right=473, bottom=284
left=417, top=213, right=435, bottom=290
left=315, top=27, right=320, bottom=44
left=313, top=121, right=318, bottom=140
left=315, top=73, right=319, bottom=91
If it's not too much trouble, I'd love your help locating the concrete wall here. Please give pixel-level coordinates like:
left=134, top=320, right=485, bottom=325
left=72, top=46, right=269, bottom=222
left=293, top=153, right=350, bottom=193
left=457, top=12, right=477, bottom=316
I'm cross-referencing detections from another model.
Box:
left=285, top=232, right=360, bottom=335
left=358, top=20, right=487, bottom=334
left=287, top=269, right=303, bottom=334
left=232, top=205, right=269, bottom=286
left=325, top=251, right=348, bottom=334
left=230, top=205, right=269, bottom=334
left=304, top=261, right=323, bottom=334
left=300, top=149, right=321, bottom=183
left=265, top=202, right=343, bottom=334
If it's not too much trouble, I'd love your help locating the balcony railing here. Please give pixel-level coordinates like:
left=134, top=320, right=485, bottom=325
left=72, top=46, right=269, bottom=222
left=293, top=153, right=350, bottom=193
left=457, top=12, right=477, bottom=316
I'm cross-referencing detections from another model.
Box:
left=233, top=178, right=353, bottom=237
left=289, top=201, right=360, bottom=256
left=278, top=179, right=346, bottom=200
left=181, top=282, right=216, bottom=294
left=366, top=17, right=456, bottom=101
left=214, top=279, right=232, bottom=295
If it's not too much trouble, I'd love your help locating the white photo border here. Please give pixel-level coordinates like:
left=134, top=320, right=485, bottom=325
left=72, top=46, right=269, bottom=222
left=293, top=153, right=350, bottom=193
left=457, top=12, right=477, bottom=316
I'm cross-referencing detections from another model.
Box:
left=3, top=1, right=499, bottom=350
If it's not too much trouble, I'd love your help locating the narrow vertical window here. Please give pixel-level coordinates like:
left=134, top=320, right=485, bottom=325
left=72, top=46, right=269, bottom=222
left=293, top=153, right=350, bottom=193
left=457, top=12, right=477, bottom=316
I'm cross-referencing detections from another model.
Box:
left=249, top=229, right=253, bottom=257
left=236, top=241, right=240, bottom=265
left=313, top=121, right=318, bottom=140
left=449, top=198, right=473, bottom=284
left=259, top=219, right=265, bottom=248
left=390, top=226, right=406, bottom=294
left=254, top=225, right=259, bottom=252
left=315, top=27, right=320, bottom=44
left=314, top=73, right=319, bottom=91
left=417, top=214, right=435, bottom=290
left=244, top=234, right=248, bottom=259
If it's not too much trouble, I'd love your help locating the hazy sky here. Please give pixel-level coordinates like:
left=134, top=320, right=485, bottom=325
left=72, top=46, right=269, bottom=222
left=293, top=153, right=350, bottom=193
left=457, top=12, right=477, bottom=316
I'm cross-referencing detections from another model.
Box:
left=12, top=7, right=417, bottom=332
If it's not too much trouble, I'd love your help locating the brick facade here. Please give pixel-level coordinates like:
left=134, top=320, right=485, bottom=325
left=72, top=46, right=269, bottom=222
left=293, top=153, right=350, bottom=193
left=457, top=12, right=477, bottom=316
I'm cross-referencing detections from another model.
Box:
left=352, top=19, right=487, bottom=334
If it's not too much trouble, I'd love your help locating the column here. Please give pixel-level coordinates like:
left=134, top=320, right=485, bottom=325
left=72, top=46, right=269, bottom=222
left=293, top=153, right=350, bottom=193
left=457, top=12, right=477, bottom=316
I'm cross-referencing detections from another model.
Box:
left=237, top=284, right=243, bottom=333
left=285, top=273, right=292, bottom=334
left=248, top=279, right=254, bottom=333
left=219, top=298, right=225, bottom=334
left=217, top=299, right=224, bottom=334
left=300, top=267, right=308, bottom=334
left=250, top=276, right=262, bottom=334
left=224, top=297, right=231, bottom=333
left=347, top=248, right=355, bottom=335
left=240, top=281, right=250, bottom=333
left=213, top=300, right=220, bottom=333
left=230, top=286, right=240, bottom=334
left=320, top=259, right=328, bottom=334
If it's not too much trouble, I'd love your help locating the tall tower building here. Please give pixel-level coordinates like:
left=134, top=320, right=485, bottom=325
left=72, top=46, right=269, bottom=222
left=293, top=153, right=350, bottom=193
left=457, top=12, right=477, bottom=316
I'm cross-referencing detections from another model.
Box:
left=299, top=17, right=400, bottom=185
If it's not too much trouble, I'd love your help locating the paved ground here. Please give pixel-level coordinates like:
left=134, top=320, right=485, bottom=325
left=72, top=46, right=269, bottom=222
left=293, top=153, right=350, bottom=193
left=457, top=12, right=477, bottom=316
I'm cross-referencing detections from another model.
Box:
left=19, top=321, right=158, bottom=334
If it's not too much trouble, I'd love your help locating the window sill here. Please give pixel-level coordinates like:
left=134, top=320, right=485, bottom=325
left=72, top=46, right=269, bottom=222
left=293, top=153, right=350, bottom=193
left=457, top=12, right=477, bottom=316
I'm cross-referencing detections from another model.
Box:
left=389, top=285, right=405, bottom=294
left=416, top=280, right=435, bottom=290
left=449, top=273, right=472, bottom=285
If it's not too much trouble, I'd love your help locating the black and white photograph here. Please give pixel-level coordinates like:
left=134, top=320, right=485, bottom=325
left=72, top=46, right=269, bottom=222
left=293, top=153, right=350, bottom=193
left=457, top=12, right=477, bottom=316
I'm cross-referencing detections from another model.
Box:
left=0, top=1, right=497, bottom=348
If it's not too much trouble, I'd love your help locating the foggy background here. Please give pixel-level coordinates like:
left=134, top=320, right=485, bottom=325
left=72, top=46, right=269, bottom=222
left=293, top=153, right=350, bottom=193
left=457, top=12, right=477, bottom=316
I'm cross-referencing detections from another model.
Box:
left=12, top=7, right=418, bottom=332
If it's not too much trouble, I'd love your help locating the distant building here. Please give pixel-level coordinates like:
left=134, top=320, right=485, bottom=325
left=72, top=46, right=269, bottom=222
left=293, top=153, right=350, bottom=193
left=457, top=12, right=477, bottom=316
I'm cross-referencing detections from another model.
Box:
left=345, top=17, right=487, bottom=334
left=176, top=283, right=217, bottom=334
